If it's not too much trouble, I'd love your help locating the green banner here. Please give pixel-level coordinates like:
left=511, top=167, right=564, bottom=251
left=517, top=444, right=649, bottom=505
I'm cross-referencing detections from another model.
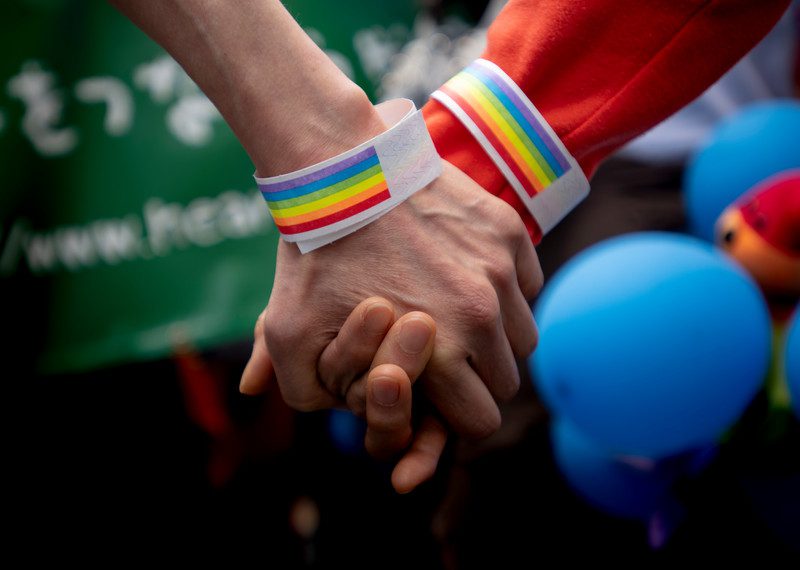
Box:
left=1, top=0, right=417, bottom=374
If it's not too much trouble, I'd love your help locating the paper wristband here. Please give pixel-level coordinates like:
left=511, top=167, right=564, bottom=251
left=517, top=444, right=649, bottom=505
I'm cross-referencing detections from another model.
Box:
left=432, top=59, right=589, bottom=235
left=255, top=98, right=442, bottom=253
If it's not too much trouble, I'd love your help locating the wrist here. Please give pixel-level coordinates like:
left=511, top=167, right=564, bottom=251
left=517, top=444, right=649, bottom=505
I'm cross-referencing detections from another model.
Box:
left=256, top=98, right=442, bottom=252
left=429, top=58, right=589, bottom=239
left=250, top=85, right=387, bottom=177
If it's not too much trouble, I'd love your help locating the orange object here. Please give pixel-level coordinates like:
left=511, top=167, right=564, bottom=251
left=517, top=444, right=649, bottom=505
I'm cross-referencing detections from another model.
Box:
left=717, top=171, right=800, bottom=297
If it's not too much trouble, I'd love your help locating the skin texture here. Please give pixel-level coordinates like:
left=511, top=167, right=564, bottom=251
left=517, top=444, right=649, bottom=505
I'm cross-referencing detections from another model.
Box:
left=111, top=0, right=541, bottom=486
left=263, top=161, right=540, bottom=434
left=242, top=299, right=448, bottom=493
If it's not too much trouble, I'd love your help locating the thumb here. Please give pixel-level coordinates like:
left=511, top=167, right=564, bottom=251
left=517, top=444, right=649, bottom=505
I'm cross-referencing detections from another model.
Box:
left=240, top=309, right=275, bottom=395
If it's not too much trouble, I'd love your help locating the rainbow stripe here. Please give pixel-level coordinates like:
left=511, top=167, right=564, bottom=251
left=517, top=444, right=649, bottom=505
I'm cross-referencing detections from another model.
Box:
left=259, top=147, right=390, bottom=235
left=437, top=60, right=570, bottom=198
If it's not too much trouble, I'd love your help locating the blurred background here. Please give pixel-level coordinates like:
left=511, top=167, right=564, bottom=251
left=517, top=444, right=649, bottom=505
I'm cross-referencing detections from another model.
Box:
left=3, top=0, right=799, bottom=565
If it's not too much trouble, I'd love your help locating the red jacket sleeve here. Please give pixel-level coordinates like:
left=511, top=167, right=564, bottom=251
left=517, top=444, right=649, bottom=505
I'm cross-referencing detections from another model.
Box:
left=423, top=0, right=791, bottom=242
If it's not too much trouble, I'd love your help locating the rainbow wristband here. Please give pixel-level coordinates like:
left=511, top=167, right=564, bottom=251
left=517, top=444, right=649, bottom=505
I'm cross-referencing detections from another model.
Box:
left=432, top=59, right=589, bottom=234
left=255, top=98, right=442, bottom=253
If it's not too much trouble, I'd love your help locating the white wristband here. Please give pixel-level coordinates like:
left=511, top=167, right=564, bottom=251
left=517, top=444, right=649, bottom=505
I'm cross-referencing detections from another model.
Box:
left=432, top=59, right=589, bottom=235
left=255, top=98, right=442, bottom=253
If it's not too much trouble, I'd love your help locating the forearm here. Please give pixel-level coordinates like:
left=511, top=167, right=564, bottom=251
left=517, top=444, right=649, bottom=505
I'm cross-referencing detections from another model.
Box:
left=111, top=0, right=385, bottom=175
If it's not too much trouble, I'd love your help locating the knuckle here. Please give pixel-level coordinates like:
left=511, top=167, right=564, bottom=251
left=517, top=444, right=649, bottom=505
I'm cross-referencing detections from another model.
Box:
left=495, top=200, right=527, bottom=240
left=518, top=335, right=538, bottom=359
left=468, top=408, right=502, bottom=440
left=531, top=262, right=545, bottom=293
left=261, top=314, right=284, bottom=345
left=456, top=282, right=500, bottom=329
left=328, top=371, right=358, bottom=402
left=487, top=258, right=516, bottom=290
left=514, top=318, right=539, bottom=358
left=262, top=312, right=302, bottom=353
left=281, top=391, right=320, bottom=412
left=346, top=384, right=367, bottom=418
left=529, top=323, right=540, bottom=354
left=274, top=370, right=333, bottom=412
left=494, top=369, right=521, bottom=402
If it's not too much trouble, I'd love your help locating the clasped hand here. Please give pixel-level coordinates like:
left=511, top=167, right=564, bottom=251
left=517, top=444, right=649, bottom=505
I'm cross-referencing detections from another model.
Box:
left=242, top=161, right=543, bottom=492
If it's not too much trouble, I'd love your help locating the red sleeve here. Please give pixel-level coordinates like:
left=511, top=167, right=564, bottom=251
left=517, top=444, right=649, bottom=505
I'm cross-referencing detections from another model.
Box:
left=423, top=0, right=791, bottom=242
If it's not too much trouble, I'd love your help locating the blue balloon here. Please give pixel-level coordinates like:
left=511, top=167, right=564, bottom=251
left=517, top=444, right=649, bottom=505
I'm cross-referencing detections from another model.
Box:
left=685, top=101, right=800, bottom=241
left=550, top=418, right=675, bottom=519
left=531, top=233, right=771, bottom=458
left=328, top=409, right=366, bottom=455
left=786, top=307, right=800, bottom=418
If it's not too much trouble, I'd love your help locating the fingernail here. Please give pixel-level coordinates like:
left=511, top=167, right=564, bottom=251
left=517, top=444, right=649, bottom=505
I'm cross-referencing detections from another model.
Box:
left=372, top=376, right=400, bottom=406
left=398, top=318, right=432, bottom=354
left=364, top=303, right=393, bottom=335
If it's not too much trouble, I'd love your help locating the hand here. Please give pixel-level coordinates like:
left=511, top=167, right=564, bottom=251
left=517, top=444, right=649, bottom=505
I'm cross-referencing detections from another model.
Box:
left=356, top=309, right=449, bottom=494
left=260, top=160, right=542, bottom=439
left=242, top=298, right=447, bottom=493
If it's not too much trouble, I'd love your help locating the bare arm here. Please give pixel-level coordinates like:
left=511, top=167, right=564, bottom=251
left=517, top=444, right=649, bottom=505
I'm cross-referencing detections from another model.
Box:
left=111, top=0, right=385, bottom=175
